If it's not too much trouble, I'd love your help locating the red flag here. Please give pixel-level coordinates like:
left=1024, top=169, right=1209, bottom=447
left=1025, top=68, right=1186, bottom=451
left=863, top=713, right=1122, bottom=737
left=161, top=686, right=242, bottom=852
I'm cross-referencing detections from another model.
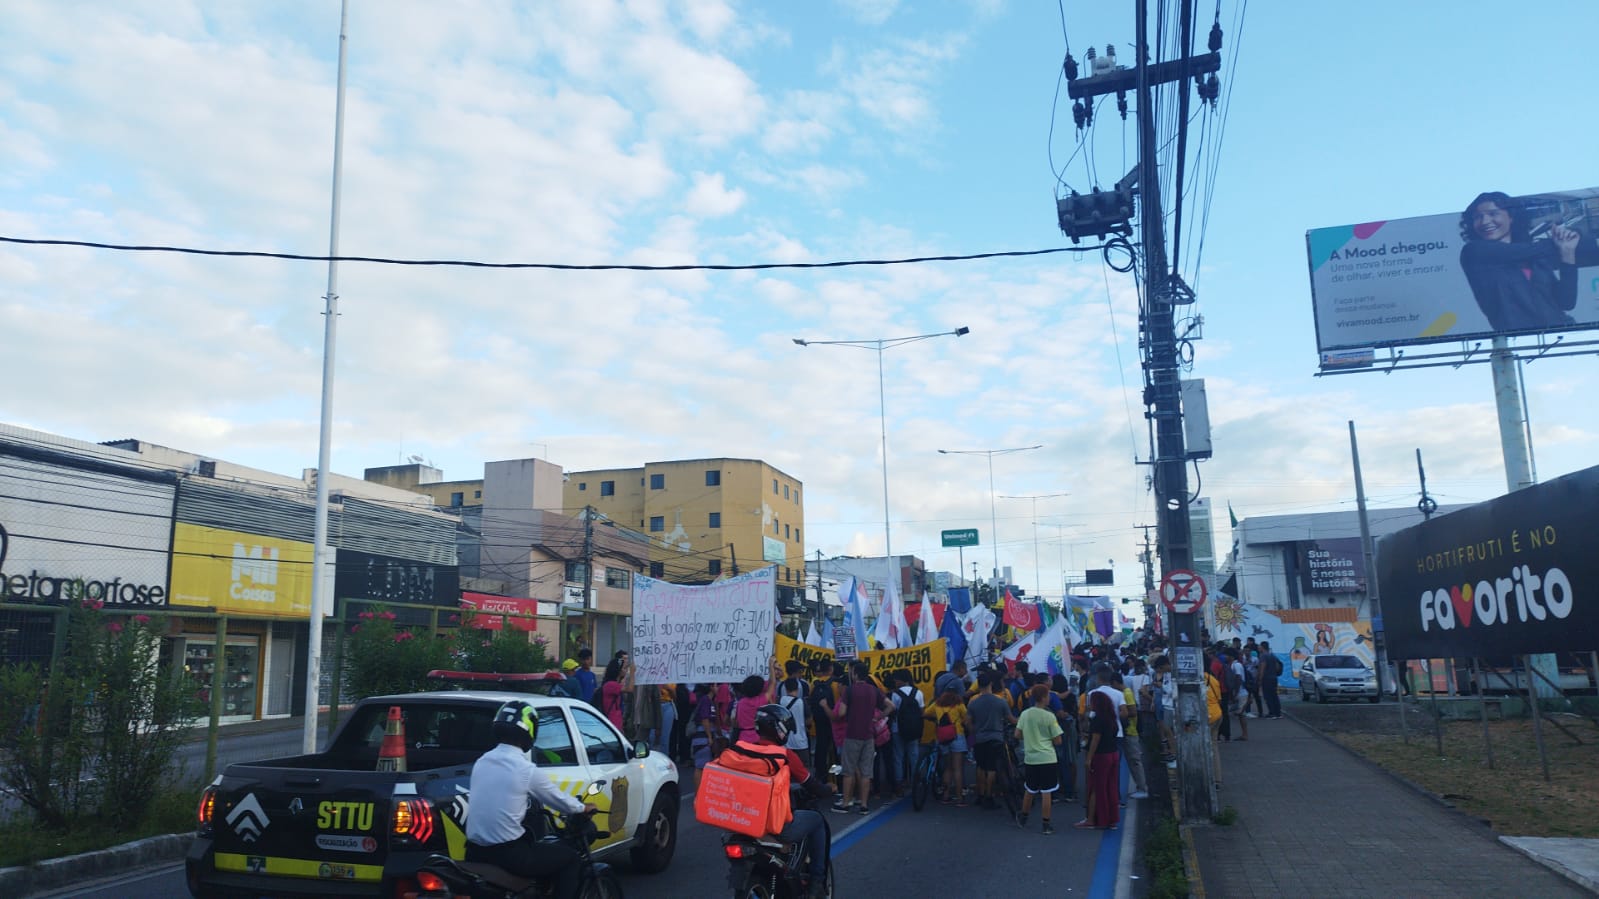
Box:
left=1001, top=589, right=1041, bottom=632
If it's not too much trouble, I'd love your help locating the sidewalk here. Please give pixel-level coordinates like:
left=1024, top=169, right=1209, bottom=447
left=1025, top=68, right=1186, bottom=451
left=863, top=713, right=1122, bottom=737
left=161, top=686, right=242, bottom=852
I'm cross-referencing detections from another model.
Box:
left=1188, top=710, right=1596, bottom=898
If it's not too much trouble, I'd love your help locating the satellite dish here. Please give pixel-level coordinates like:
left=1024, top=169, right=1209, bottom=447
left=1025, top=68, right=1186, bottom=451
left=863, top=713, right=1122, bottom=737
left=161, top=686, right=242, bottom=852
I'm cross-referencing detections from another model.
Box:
left=407, top=454, right=425, bottom=464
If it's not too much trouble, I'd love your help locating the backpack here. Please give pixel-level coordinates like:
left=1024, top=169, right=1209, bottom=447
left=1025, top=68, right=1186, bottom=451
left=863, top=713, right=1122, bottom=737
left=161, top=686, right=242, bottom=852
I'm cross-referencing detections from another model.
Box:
left=1224, top=664, right=1242, bottom=697
left=895, top=686, right=924, bottom=741
left=547, top=677, right=577, bottom=700
left=694, top=741, right=792, bottom=839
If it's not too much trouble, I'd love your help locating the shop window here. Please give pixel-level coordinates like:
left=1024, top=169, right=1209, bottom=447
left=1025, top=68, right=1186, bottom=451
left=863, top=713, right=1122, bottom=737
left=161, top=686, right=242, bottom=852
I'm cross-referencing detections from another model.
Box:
left=605, top=568, right=630, bottom=589
left=709, top=512, right=721, bottom=528
left=650, top=473, right=665, bottom=490
left=600, top=480, right=615, bottom=496
left=705, top=470, right=720, bottom=486
left=650, top=516, right=664, bottom=532
left=709, top=560, right=722, bottom=576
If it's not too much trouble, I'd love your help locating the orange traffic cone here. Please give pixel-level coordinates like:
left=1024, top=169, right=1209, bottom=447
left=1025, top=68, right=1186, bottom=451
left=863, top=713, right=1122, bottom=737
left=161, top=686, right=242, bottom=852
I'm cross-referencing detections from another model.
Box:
left=377, top=705, right=408, bottom=772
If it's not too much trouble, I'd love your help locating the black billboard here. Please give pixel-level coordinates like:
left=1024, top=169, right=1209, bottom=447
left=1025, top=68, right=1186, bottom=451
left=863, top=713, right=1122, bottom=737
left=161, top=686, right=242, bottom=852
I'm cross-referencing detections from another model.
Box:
left=335, top=550, right=459, bottom=624
left=1298, top=537, right=1366, bottom=594
left=1377, top=465, right=1599, bottom=659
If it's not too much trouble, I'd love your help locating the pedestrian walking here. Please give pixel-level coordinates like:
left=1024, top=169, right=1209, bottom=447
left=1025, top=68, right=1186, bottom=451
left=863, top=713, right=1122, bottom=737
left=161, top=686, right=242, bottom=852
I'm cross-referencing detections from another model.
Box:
left=1015, top=684, right=1063, bottom=834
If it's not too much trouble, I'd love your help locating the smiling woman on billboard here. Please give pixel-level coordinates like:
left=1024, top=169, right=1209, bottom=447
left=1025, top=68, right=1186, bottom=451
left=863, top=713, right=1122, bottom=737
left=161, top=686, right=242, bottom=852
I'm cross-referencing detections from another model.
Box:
left=1458, top=191, right=1583, bottom=333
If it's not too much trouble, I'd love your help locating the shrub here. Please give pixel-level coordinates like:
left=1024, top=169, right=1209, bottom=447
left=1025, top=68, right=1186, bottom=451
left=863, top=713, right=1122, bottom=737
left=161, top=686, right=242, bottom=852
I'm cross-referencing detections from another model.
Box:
left=342, top=607, right=453, bottom=698
left=0, top=601, right=203, bottom=829
left=454, top=625, right=554, bottom=675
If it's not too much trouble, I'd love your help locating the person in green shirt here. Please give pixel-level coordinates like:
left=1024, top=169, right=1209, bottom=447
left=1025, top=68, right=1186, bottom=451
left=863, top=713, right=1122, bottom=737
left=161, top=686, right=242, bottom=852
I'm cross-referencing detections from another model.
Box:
left=1014, top=683, right=1064, bottom=834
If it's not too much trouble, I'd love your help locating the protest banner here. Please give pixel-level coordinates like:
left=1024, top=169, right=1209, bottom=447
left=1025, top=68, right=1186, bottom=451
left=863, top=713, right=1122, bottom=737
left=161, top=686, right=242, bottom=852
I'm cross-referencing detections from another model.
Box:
left=630, top=567, right=777, bottom=684
left=774, top=633, right=946, bottom=721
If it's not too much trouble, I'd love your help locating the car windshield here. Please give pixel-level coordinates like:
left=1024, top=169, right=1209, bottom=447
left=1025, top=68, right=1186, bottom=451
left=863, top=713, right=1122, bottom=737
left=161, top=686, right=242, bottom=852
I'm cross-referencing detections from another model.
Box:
left=1317, top=655, right=1363, bottom=670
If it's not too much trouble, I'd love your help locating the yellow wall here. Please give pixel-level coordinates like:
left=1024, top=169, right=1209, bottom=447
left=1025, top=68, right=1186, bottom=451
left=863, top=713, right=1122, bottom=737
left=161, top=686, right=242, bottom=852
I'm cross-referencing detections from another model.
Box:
left=564, top=458, right=805, bottom=587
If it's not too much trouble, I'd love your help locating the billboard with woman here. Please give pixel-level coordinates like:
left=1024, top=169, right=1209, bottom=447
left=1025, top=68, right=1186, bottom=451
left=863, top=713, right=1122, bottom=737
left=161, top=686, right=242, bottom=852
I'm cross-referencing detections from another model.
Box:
left=1307, top=186, right=1599, bottom=352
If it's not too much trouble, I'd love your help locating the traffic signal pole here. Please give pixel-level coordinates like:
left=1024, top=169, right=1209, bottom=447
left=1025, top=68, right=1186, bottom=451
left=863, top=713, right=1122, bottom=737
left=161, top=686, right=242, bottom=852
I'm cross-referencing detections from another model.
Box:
left=1069, top=0, right=1219, bottom=820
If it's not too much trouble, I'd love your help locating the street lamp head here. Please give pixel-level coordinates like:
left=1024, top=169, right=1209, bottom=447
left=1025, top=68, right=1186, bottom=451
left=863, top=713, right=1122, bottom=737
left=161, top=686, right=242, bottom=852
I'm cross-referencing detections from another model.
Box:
left=954, top=326, right=970, bottom=336
left=792, top=338, right=808, bottom=346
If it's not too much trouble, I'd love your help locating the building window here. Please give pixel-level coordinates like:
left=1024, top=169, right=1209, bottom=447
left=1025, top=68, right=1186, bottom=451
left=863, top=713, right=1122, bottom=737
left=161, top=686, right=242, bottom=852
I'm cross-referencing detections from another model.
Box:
left=449, top=491, right=464, bottom=507
left=772, top=519, right=778, bottom=535
left=709, top=560, right=722, bottom=576
left=565, top=561, right=588, bottom=583
left=784, top=484, right=790, bottom=499
left=473, top=490, right=481, bottom=498
left=650, top=473, right=665, bottom=490
left=705, top=470, right=720, bottom=486
left=649, top=516, right=664, bottom=533
left=773, top=478, right=779, bottom=494
left=784, top=524, right=791, bottom=539
left=578, top=482, right=587, bottom=491
left=794, top=488, right=800, bottom=503
left=795, top=528, right=801, bottom=544
left=649, top=562, right=664, bottom=578
left=605, top=568, right=630, bottom=589
left=785, top=567, right=792, bottom=582
left=600, top=480, right=615, bottom=497
left=709, top=512, right=721, bottom=528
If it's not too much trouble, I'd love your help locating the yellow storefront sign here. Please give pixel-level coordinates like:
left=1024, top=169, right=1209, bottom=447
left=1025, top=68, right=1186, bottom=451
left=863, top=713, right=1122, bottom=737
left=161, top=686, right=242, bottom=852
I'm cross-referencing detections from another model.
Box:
left=170, top=523, right=315, bottom=618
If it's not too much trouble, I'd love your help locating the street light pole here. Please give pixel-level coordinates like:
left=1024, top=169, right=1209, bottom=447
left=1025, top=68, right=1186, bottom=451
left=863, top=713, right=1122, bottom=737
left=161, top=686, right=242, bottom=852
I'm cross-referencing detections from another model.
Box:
left=998, top=493, right=1070, bottom=601
left=796, top=327, right=970, bottom=613
left=937, top=445, right=1043, bottom=603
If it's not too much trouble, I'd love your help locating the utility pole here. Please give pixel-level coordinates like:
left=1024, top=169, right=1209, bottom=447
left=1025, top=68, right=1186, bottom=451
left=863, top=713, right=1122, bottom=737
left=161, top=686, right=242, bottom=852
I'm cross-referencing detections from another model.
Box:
left=814, top=550, right=825, bottom=622
left=1067, top=0, right=1221, bottom=821
left=1136, top=524, right=1157, bottom=628
left=583, top=505, right=595, bottom=610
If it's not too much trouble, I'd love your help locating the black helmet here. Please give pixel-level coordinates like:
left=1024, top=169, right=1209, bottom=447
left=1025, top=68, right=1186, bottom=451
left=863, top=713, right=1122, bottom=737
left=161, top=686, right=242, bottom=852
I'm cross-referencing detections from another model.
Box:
left=492, top=700, right=538, bottom=751
left=753, top=703, right=794, bottom=745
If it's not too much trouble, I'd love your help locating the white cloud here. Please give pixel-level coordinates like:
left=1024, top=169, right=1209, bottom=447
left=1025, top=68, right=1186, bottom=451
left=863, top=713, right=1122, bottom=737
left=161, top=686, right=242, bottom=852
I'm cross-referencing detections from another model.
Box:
left=684, top=172, right=747, bottom=217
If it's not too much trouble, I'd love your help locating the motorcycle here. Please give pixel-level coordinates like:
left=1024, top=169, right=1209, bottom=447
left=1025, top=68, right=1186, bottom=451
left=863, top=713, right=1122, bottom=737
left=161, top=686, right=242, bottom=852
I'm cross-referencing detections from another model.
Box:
left=720, top=771, right=837, bottom=899
left=413, top=781, right=623, bottom=899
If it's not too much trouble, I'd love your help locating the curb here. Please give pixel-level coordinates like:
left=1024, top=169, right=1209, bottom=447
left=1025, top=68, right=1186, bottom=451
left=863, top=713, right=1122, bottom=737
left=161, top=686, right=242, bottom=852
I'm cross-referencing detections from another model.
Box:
left=1499, top=837, right=1599, bottom=896
left=0, top=833, right=190, bottom=897
left=1165, top=765, right=1205, bottom=899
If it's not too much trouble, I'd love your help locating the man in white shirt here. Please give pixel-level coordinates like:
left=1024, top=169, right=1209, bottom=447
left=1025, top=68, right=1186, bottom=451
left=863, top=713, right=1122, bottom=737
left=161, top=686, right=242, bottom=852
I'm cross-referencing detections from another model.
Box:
left=466, top=701, right=596, bottom=899
left=1089, top=663, right=1128, bottom=737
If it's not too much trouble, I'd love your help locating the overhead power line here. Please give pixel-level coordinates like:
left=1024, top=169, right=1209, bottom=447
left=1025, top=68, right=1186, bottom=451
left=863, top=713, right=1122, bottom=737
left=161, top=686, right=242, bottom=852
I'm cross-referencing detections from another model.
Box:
left=0, top=235, right=1110, bottom=273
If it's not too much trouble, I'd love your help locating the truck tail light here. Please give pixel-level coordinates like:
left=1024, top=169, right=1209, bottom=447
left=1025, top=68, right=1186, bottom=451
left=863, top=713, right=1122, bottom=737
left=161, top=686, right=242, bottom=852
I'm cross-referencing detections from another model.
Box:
left=197, top=787, right=218, bottom=835
left=392, top=797, right=435, bottom=845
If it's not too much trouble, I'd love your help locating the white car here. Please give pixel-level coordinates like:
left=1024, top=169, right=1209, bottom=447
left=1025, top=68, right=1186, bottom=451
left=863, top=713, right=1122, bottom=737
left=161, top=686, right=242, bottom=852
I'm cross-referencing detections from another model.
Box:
left=1298, top=655, right=1380, bottom=703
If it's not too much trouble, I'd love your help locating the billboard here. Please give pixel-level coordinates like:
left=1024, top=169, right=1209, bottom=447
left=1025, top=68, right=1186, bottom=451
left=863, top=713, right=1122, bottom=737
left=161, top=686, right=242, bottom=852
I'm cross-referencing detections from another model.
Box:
left=170, top=523, right=318, bottom=618
left=1307, top=185, right=1599, bottom=352
left=1377, top=464, right=1599, bottom=659
left=1297, top=537, right=1366, bottom=594
left=0, top=457, right=173, bottom=607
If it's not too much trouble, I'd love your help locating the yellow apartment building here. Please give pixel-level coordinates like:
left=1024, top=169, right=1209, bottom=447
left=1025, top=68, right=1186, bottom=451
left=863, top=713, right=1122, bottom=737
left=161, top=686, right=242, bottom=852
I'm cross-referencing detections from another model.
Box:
left=563, top=458, right=806, bottom=592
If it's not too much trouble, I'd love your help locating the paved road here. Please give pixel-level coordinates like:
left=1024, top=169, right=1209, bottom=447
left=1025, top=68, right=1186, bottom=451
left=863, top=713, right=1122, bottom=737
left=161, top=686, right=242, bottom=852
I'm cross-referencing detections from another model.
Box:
left=40, top=782, right=1136, bottom=898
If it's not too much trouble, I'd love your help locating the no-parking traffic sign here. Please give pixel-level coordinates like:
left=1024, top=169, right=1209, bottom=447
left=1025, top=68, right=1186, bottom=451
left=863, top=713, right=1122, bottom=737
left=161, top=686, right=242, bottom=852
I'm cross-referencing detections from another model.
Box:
left=1159, top=568, right=1207, bottom=614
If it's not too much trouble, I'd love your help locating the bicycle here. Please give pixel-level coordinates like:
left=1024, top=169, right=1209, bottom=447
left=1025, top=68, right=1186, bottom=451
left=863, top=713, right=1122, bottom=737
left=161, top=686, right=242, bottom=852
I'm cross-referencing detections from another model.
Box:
left=910, top=744, right=944, bottom=811
left=990, top=740, right=1024, bottom=822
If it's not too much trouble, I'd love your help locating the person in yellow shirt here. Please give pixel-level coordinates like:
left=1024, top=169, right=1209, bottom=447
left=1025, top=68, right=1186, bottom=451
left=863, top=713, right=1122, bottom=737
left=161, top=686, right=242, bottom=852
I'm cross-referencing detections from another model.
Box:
left=1113, top=672, right=1150, bottom=800
left=925, top=686, right=971, bottom=806
left=1204, top=651, right=1224, bottom=787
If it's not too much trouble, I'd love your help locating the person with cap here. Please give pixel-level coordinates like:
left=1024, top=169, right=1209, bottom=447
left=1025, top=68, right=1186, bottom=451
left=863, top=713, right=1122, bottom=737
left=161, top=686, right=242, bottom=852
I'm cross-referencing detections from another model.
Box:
left=466, top=700, right=597, bottom=899
left=548, top=659, right=581, bottom=700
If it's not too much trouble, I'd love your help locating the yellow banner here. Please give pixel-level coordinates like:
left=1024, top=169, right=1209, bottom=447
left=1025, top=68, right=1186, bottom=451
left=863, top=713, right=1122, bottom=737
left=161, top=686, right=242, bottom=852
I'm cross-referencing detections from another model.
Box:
left=774, top=633, right=945, bottom=713
left=170, top=523, right=315, bottom=618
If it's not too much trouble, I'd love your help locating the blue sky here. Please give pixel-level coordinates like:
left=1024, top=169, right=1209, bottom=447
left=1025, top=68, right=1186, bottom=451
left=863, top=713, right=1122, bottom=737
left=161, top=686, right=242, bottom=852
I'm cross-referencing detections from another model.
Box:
left=2, top=0, right=1596, bottom=604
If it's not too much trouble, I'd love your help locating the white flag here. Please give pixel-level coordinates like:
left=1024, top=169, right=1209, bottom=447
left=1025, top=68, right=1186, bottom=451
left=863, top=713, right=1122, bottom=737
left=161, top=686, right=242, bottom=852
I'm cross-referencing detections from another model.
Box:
left=804, top=619, right=822, bottom=647
left=872, top=578, right=906, bottom=650
left=1026, top=613, right=1068, bottom=673
left=959, top=606, right=996, bottom=667
left=917, top=591, right=938, bottom=643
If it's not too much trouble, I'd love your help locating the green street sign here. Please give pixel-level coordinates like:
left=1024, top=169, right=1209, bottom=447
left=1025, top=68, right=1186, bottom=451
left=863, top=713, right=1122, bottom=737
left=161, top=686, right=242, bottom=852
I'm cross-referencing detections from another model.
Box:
left=941, top=528, right=979, bottom=548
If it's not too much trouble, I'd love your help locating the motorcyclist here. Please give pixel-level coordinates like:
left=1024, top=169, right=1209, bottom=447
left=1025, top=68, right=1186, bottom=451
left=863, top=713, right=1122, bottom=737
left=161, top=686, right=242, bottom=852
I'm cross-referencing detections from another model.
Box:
left=464, top=700, right=597, bottom=899
left=748, top=702, right=834, bottom=899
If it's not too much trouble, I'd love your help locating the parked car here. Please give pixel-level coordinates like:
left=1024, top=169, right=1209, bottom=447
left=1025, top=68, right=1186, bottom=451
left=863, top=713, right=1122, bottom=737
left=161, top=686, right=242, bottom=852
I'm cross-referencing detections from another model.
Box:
left=1298, top=654, right=1379, bottom=703
left=186, top=691, right=679, bottom=897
